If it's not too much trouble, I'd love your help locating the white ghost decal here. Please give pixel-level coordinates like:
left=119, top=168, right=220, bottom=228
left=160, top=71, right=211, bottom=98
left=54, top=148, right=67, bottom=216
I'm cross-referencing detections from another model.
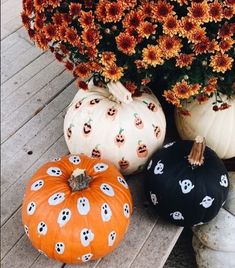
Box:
left=94, top=163, right=108, bottom=172
left=31, top=179, right=44, bottom=191
left=81, top=253, right=93, bottom=262
left=150, top=191, right=158, bottom=205
left=47, top=167, right=62, bottom=177
left=170, top=211, right=184, bottom=220
left=179, top=179, right=195, bottom=194
left=77, top=197, right=90, bottom=215
left=100, top=183, right=115, bottom=197
left=200, top=196, right=214, bottom=208
left=55, top=242, right=65, bottom=254
left=69, top=155, right=81, bottom=165
left=101, top=203, right=112, bottom=222
left=117, top=176, right=128, bottom=189
left=48, top=192, right=65, bottom=206
left=57, top=208, right=72, bottom=227
left=80, top=228, right=94, bottom=247
left=27, top=202, right=36, bottom=215
left=154, top=160, right=164, bottom=174
left=108, top=231, right=116, bottom=246
left=37, top=221, right=48, bottom=235
left=220, top=174, right=228, bottom=187
left=123, top=203, right=130, bottom=218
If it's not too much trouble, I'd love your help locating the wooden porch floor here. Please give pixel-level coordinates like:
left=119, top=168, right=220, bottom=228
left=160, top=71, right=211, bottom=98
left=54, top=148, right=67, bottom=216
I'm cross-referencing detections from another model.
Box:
left=1, top=1, right=182, bottom=267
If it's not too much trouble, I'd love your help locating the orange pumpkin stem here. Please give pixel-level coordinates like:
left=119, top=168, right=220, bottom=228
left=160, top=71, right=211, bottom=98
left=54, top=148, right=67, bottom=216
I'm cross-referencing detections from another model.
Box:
left=68, top=168, right=92, bottom=192
left=188, top=136, right=206, bottom=167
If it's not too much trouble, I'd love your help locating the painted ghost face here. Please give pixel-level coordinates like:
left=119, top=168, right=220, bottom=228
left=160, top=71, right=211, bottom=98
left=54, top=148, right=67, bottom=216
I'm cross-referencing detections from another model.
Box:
left=80, top=228, right=94, bottom=247
left=57, top=208, right=72, bottom=227
left=200, top=196, right=214, bottom=208
left=100, top=183, right=115, bottom=196
left=81, top=253, right=93, bottom=262
left=37, top=221, right=48, bottom=235
left=69, top=155, right=81, bottom=165
left=93, top=163, right=108, bottom=172
left=27, top=202, right=36, bottom=215
left=48, top=192, right=65, bottom=206
left=117, top=176, right=128, bottom=189
left=220, top=174, right=228, bottom=187
left=108, top=231, right=116, bottom=246
left=47, top=167, right=62, bottom=177
left=123, top=203, right=130, bottom=218
left=31, top=179, right=44, bottom=191
left=170, top=211, right=184, bottom=220
left=77, top=197, right=90, bottom=215
left=150, top=191, right=158, bottom=205
left=101, top=203, right=112, bottom=222
left=179, top=179, right=195, bottom=194
left=55, top=242, right=65, bottom=254
left=154, top=160, right=164, bottom=174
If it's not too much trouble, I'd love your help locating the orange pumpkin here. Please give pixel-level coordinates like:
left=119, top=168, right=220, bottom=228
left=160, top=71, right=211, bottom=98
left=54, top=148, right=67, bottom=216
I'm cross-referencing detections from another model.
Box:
left=22, top=154, right=133, bottom=264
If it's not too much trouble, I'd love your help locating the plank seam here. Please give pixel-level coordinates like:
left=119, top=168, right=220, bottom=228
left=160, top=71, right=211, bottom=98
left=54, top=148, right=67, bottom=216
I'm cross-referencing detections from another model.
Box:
left=1, top=25, right=22, bottom=41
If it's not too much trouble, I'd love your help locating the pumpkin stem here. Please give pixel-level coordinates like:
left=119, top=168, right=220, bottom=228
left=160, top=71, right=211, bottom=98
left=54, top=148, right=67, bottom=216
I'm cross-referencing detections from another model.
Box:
left=68, top=168, right=92, bottom=192
left=188, top=136, right=206, bottom=167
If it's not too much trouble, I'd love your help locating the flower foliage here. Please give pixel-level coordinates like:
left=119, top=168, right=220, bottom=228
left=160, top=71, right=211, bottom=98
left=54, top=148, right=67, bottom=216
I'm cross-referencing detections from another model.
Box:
left=22, top=0, right=235, bottom=109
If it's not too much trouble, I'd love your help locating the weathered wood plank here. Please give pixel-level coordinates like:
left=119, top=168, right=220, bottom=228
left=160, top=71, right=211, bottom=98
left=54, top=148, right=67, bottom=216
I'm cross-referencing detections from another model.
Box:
left=1, top=0, right=22, bottom=40
left=1, top=52, right=54, bottom=100
left=130, top=219, right=183, bottom=268
left=1, top=85, right=77, bottom=225
left=1, top=70, right=74, bottom=143
left=1, top=60, right=65, bottom=120
left=29, top=254, right=63, bottom=268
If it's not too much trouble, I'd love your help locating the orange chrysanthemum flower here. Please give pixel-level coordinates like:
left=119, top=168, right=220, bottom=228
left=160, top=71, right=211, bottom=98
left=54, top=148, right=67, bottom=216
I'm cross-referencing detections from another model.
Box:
left=64, top=61, right=74, bottom=71
left=102, top=64, right=124, bottom=81
left=122, top=0, right=137, bottom=10
left=88, top=61, right=102, bottom=72
left=116, top=33, right=136, bottom=55
left=163, top=15, right=179, bottom=36
left=52, top=13, right=64, bottom=25
left=152, top=1, right=175, bottom=22
left=193, top=38, right=210, bottom=55
left=21, top=12, right=30, bottom=29
left=219, top=38, right=235, bottom=53
left=57, top=26, right=67, bottom=41
left=48, top=0, right=62, bottom=8
left=134, top=60, right=148, bottom=69
left=35, top=32, right=49, bottom=50
left=223, top=6, right=234, bottom=19
left=139, top=2, right=153, bottom=19
left=69, top=3, right=82, bottom=17
left=210, top=53, right=234, bottom=73
left=138, top=22, right=157, bottom=39
left=73, top=63, right=91, bottom=78
left=95, top=1, right=107, bottom=22
left=65, top=27, right=79, bottom=46
left=100, top=51, right=117, bottom=66
left=225, top=0, right=235, bottom=7
left=106, top=2, right=124, bottom=23
left=142, top=45, right=164, bottom=67
left=207, top=39, right=219, bottom=53
left=126, top=27, right=142, bottom=43
left=34, top=0, right=47, bottom=12
left=190, top=83, right=201, bottom=96
left=23, top=0, right=34, bottom=15
left=43, top=24, right=57, bottom=40
left=34, top=16, right=44, bottom=30
left=179, top=17, right=197, bottom=37
left=208, top=1, right=223, bottom=22
left=176, top=53, right=195, bottom=68
left=123, top=10, right=143, bottom=28
left=86, top=47, right=98, bottom=60
left=188, top=1, right=210, bottom=24
left=163, top=90, right=181, bottom=107
left=218, top=23, right=233, bottom=39
left=159, top=35, right=182, bottom=59
left=82, top=27, right=101, bottom=48
left=172, top=80, right=192, bottom=99
left=170, top=0, right=189, bottom=6
left=188, top=26, right=207, bottom=44
left=79, top=11, right=94, bottom=28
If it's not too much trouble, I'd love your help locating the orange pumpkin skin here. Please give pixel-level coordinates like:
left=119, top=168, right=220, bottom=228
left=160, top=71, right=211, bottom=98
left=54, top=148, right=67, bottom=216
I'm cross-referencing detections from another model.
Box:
left=22, top=154, right=133, bottom=264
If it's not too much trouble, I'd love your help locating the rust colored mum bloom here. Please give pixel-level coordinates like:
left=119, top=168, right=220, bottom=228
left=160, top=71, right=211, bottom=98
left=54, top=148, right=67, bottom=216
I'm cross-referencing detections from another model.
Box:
left=134, top=60, right=148, bottom=69
left=138, top=22, right=157, bottom=39
left=64, top=61, right=74, bottom=71
left=122, top=0, right=137, bottom=10
left=23, top=0, right=34, bottom=15
left=102, top=64, right=124, bottom=81
left=172, top=80, right=192, bottom=99
left=188, top=1, right=210, bottom=24
left=208, top=1, right=223, bottom=22
left=142, top=45, right=164, bottom=67
left=34, top=0, right=47, bottom=12
left=82, top=27, right=101, bottom=48
left=193, top=38, right=210, bottom=55
left=34, top=32, right=48, bottom=50
left=73, top=63, right=91, bottom=78
left=34, top=16, right=44, bottom=30
left=188, top=26, right=207, bottom=43
left=77, top=80, right=88, bottom=90
left=207, top=39, right=219, bottom=53
left=218, top=23, right=233, bottom=39
left=69, top=3, right=82, bottom=17
left=95, top=0, right=107, bottom=22
left=223, top=6, right=234, bottom=19
left=116, top=33, right=136, bottom=55
left=176, top=53, right=195, bottom=68
left=52, top=13, right=63, bottom=25
left=163, top=90, right=181, bottom=107
left=88, top=61, right=102, bottom=72
left=21, top=12, right=30, bottom=29
left=210, top=53, right=234, bottom=73
left=219, top=38, right=235, bottom=53
left=65, top=27, right=79, bottom=46
left=159, top=35, right=182, bottom=59
left=163, top=15, right=179, bottom=36
left=179, top=17, right=197, bottom=37
left=43, top=24, right=57, bottom=40
left=79, top=11, right=94, bottom=28
left=100, top=51, right=116, bottom=66
left=106, top=2, right=124, bottom=23
left=190, top=83, right=201, bottom=96
left=48, top=0, right=62, bottom=8
left=152, top=0, right=175, bottom=22
left=123, top=10, right=143, bottom=28
left=140, top=2, right=153, bottom=19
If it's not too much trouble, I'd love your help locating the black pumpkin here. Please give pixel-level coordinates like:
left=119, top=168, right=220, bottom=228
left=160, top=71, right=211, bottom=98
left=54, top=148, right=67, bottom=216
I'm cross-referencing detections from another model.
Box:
left=144, top=137, right=229, bottom=227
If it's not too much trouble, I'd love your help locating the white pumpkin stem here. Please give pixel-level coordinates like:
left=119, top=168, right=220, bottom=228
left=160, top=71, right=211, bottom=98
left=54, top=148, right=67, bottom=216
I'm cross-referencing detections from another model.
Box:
left=68, top=168, right=92, bottom=191
left=107, top=81, right=133, bottom=104
left=188, top=136, right=206, bottom=167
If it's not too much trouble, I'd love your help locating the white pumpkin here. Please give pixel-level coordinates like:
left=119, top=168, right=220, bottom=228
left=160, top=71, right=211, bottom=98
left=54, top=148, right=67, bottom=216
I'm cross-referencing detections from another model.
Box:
left=192, top=172, right=235, bottom=268
left=175, top=96, right=235, bottom=159
left=64, top=81, right=166, bottom=175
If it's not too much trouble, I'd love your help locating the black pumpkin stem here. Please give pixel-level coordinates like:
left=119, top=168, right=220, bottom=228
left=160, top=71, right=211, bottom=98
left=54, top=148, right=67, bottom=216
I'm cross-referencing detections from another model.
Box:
left=188, top=136, right=206, bottom=167
left=68, top=168, right=92, bottom=192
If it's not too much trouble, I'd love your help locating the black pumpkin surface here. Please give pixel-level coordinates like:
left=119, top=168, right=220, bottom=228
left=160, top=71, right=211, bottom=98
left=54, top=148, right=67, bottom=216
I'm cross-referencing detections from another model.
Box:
left=144, top=138, right=229, bottom=227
